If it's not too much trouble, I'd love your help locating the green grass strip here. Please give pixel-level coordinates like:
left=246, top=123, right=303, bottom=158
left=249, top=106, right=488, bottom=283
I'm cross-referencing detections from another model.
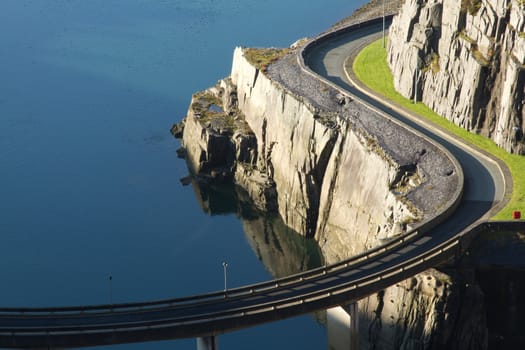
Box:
left=353, top=39, right=525, bottom=220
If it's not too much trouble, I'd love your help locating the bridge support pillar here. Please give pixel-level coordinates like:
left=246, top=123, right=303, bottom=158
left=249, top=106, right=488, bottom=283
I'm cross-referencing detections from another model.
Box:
left=327, top=302, right=359, bottom=350
left=197, top=336, right=218, bottom=350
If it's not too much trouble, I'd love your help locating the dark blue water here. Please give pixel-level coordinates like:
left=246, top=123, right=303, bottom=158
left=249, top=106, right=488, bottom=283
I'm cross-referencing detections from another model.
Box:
left=0, top=1, right=365, bottom=349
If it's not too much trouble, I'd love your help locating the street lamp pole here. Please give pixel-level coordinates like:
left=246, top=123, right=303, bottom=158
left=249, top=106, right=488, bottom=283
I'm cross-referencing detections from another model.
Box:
left=382, top=0, right=386, bottom=48
left=413, top=62, right=419, bottom=104
left=222, top=262, right=228, bottom=291
left=109, top=275, right=113, bottom=304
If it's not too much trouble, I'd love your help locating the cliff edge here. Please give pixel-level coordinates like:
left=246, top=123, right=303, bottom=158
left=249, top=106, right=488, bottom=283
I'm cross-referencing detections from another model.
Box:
left=177, top=43, right=460, bottom=263
left=172, top=3, right=488, bottom=347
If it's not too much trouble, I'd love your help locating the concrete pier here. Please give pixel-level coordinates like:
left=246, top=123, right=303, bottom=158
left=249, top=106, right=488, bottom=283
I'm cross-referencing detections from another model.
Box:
left=197, top=336, right=218, bottom=350
left=327, top=303, right=359, bottom=350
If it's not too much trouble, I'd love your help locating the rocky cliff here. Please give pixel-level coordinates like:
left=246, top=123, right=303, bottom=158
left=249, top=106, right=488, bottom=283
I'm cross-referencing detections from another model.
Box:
left=359, top=268, right=487, bottom=349
left=388, top=0, right=525, bottom=154
left=177, top=45, right=460, bottom=264
left=171, top=4, right=495, bottom=347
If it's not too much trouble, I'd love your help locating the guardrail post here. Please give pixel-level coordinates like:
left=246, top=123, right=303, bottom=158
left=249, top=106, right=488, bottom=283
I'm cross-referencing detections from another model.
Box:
left=197, top=336, right=218, bottom=350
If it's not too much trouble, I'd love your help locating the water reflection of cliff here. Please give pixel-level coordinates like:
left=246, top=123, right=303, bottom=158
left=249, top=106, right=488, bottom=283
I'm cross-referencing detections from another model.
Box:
left=190, top=177, right=525, bottom=349
left=190, top=178, right=324, bottom=278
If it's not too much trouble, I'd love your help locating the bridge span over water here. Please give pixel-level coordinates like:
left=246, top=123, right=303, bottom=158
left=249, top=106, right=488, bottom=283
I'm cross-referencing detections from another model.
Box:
left=0, top=17, right=511, bottom=349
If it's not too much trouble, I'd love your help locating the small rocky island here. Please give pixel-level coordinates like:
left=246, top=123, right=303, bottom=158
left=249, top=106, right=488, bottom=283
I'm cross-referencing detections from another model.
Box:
left=172, top=0, right=524, bottom=348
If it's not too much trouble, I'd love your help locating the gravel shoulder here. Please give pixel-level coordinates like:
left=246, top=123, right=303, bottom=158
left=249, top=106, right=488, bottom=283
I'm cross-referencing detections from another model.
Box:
left=264, top=0, right=459, bottom=220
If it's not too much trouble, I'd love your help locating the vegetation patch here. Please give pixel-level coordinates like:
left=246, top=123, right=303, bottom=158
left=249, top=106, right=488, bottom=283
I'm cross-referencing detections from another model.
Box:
left=192, top=91, right=222, bottom=113
left=471, top=46, right=491, bottom=66
left=353, top=38, right=525, bottom=220
left=423, top=53, right=440, bottom=74
left=244, top=47, right=291, bottom=72
left=457, top=31, right=476, bottom=44
left=191, top=91, right=235, bottom=130
left=461, top=0, right=482, bottom=16
left=456, top=32, right=491, bottom=66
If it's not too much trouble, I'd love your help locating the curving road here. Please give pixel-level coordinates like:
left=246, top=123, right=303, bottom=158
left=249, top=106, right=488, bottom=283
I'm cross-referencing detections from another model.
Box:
left=304, top=20, right=506, bottom=208
left=0, top=19, right=508, bottom=349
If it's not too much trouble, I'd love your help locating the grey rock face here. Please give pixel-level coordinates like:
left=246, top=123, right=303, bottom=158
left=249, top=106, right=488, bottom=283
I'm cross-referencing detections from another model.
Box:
left=178, top=34, right=476, bottom=350
left=181, top=79, right=277, bottom=212
left=231, top=47, right=427, bottom=249
left=359, top=269, right=487, bottom=350
left=181, top=46, right=460, bottom=264
left=388, top=0, right=525, bottom=154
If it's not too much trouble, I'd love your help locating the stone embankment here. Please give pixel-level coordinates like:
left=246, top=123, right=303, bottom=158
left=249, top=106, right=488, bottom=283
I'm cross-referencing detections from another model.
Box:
left=388, top=0, right=525, bottom=154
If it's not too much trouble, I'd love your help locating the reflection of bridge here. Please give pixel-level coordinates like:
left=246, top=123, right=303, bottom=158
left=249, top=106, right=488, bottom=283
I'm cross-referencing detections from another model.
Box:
left=0, top=18, right=508, bottom=349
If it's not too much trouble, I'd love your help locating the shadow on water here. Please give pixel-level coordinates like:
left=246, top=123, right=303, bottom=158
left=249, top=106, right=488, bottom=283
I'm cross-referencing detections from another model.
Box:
left=189, top=178, right=324, bottom=278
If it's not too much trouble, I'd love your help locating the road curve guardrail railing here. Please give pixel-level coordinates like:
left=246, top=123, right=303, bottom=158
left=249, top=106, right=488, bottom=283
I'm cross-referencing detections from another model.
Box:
left=298, top=15, right=465, bottom=236
left=0, top=16, right=504, bottom=349
left=0, top=221, right=485, bottom=349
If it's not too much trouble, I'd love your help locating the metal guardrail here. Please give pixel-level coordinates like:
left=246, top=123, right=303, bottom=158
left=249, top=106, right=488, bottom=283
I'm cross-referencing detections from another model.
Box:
left=0, top=221, right=482, bottom=335
left=297, top=16, right=465, bottom=239
left=0, top=219, right=436, bottom=317
left=0, top=15, right=465, bottom=322
left=0, top=226, right=422, bottom=315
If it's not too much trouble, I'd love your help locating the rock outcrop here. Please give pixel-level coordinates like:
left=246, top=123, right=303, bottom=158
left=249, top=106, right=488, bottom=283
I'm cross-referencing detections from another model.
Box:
left=388, top=0, right=525, bottom=154
left=359, top=269, right=487, bottom=349
left=175, top=6, right=479, bottom=347
left=179, top=78, right=278, bottom=212
left=179, top=45, right=460, bottom=263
